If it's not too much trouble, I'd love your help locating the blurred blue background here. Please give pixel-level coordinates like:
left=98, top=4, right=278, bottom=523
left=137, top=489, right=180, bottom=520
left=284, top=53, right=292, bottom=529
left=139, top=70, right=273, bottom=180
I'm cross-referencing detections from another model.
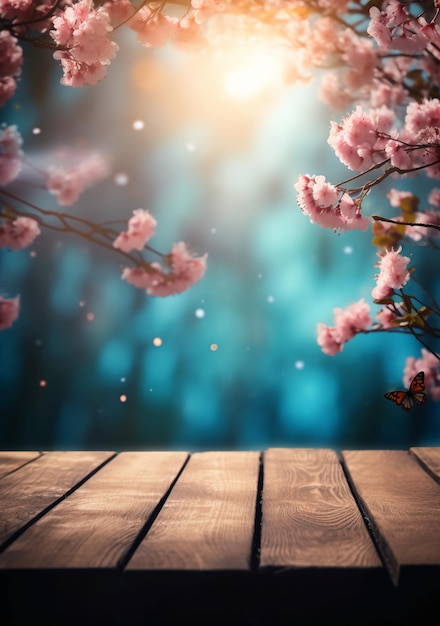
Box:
left=1, top=28, right=439, bottom=451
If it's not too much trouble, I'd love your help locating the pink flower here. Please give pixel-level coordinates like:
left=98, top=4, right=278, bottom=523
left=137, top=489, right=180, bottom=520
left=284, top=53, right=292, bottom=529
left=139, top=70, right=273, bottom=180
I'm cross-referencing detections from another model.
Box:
left=51, top=0, right=117, bottom=63
left=51, top=0, right=118, bottom=86
left=428, top=189, right=440, bottom=207
left=113, top=209, right=157, bottom=253
left=328, top=106, right=394, bottom=172
left=0, top=30, right=22, bottom=106
left=103, top=0, right=134, bottom=26
left=376, top=306, right=398, bottom=329
left=52, top=51, right=108, bottom=87
left=295, top=174, right=370, bottom=232
left=0, top=124, right=23, bottom=185
left=372, top=246, right=410, bottom=301
left=387, top=188, right=414, bottom=208
left=317, top=323, right=342, bottom=356
left=0, top=295, right=19, bottom=330
left=367, top=6, right=392, bottom=49
left=47, top=153, right=109, bottom=205
left=319, top=74, right=352, bottom=111
left=404, top=211, right=440, bottom=242
left=317, top=299, right=372, bottom=355
left=0, top=0, right=52, bottom=27
left=128, top=7, right=178, bottom=47
left=191, top=0, right=224, bottom=24
left=122, top=242, right=207, bottom=297
left=0, top=216, right=41, bottom=250
left=403, top=99, right=440, bottom=142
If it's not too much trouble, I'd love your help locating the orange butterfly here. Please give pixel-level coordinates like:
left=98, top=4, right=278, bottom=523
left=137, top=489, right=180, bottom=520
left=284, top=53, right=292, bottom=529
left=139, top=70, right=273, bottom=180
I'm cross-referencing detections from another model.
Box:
left=384, top=371, right=427, bottom=411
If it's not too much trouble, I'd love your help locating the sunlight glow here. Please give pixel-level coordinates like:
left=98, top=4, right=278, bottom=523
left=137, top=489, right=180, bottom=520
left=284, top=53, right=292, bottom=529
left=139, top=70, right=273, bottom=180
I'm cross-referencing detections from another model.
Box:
left=223, top=50, right=285, bottom=100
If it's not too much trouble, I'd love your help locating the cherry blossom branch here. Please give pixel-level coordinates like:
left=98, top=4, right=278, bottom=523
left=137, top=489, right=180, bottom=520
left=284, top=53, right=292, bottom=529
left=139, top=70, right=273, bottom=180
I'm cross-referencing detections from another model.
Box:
left=0, top=188, right=162, bottom=268
left=372, top=214, right=440, bottom=232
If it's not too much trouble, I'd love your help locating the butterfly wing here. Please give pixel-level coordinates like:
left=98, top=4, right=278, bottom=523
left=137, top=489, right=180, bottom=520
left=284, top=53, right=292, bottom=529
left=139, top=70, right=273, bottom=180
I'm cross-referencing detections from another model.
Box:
left=384, top=390, right=412, bottom=411
left=384, top=371, right=427, bottom=411
left=409, top=371, right=425, bottom=393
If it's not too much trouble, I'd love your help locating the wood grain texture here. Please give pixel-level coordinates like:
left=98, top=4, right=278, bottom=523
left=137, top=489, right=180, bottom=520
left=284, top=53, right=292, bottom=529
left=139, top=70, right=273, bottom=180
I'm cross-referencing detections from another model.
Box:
left=0, top=451, right=41, bottom=479
left=126, top=451, right=260, bottom=571
left=342, top=449, right=440, bottom=584
left=411, top=446, right=440, bottom=484
left=0, top=451, right=188, bottom=569
left=260, top=448, right=381, bottom=568
left=0, top=451, right=113, bottom=550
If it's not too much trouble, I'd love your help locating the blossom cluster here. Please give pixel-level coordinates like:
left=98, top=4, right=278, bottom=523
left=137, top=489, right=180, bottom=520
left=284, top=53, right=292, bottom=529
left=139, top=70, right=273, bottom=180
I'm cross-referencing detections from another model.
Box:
left=47, top=153, right=109, bottom=206
left=328, top=100, right=440, bottom=178
left=113, top=210, right=207, bottom=297
left=0, top=0, right=225, bottom=95
left=0, top=30, right=22, bottom=106
left=317, top=299, right=372, bottom=356
left=295, top=174, right=370, bottom=232
left=1, top=0, right=439, bottom=404
left=0, top=216, right=40, bottom=251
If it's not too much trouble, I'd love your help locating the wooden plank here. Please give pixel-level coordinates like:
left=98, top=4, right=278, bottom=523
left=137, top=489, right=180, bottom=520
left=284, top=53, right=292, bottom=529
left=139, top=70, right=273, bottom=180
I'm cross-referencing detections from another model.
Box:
left=126, top=451, right=260, bottom=570
left=260, top=448, right=381, bottom=568
left=0, top=451, right=188, bottom=569
left=0, top=451, right=114, bottom=550
left=411, top=447, right=440, bottom=484
left=342, top=449, right=440, bottom=585
left=0, top=451, right=41, bottom=479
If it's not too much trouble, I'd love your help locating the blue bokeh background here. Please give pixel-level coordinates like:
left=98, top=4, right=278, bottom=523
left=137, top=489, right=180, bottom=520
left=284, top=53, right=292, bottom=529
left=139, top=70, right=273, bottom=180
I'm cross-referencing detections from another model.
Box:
left=1, top=29, right=439, bottom=451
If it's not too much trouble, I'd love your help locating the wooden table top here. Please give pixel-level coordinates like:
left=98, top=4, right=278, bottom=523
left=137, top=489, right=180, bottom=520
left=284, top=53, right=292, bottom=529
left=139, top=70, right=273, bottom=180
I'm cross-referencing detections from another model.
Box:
left=0, top=447, right=439, bottom=625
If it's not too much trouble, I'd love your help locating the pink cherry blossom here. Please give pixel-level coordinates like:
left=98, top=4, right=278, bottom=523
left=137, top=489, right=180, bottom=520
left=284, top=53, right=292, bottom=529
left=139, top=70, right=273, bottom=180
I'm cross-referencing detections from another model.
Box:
left=295, top=174, right=370, bottom=231
left=372, top=246, right=410, bottom=301
left=375, top=306, right=398, bottom=329
left=0, top=0, right=52, bottom=27
left=0, top=124, right=23, bottom=185
left=51, top=0, right=118, bottom=86
left=122, top=242, right=207, bottom=297
left=316, top=323, right=342, bottom=356
left=403, top=98, right=440, bottom=140
left=428, top=189, right=440, bottom=207
left=0, top=295, right=19, bottom=330
left=113, top=209, right=157, bottom=253
left=367, top=7, right=392, bottom=49
left=404, top=349, right=440, bottom=401
left=387, top=188, right=414, bottom=208
left=128, top=7, right=178, bottom=47
left=367, top=1, right=426, bottom=53
left=52, top=51, right=108, bottom=87
left=103, top=0, right=134, bottom=26
left=317, top=299, right=372, bottom=356
left=0, top=30, right=22, bottom=106
left=191, top=0, right=224, bottom=24
left=47, top=153, right=109, bottom=205
left=0, top=216, right=41, bottom=250
left=328, top=105, right=394, bottom=172
left=339, top=29, right=376, bottom=92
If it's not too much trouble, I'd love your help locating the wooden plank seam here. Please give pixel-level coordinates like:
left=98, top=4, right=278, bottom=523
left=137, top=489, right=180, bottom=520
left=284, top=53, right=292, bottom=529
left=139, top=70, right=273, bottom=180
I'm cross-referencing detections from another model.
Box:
left=0, top=452, right=43, bottom=481
left=337, top=451, right=398, bottom=586
left=0, top=451, right=118, bottom=556
left=119, top=453, right=191, bottom=570
left=250, top=452, right=264, bottom=571
left=410, top=448, right=440, bottom=486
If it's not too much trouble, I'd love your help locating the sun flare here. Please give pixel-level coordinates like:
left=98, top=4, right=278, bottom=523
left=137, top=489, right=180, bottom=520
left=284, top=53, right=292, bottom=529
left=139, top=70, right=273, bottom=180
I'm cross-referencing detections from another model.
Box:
left=223, top=50, right=284, bottom=100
